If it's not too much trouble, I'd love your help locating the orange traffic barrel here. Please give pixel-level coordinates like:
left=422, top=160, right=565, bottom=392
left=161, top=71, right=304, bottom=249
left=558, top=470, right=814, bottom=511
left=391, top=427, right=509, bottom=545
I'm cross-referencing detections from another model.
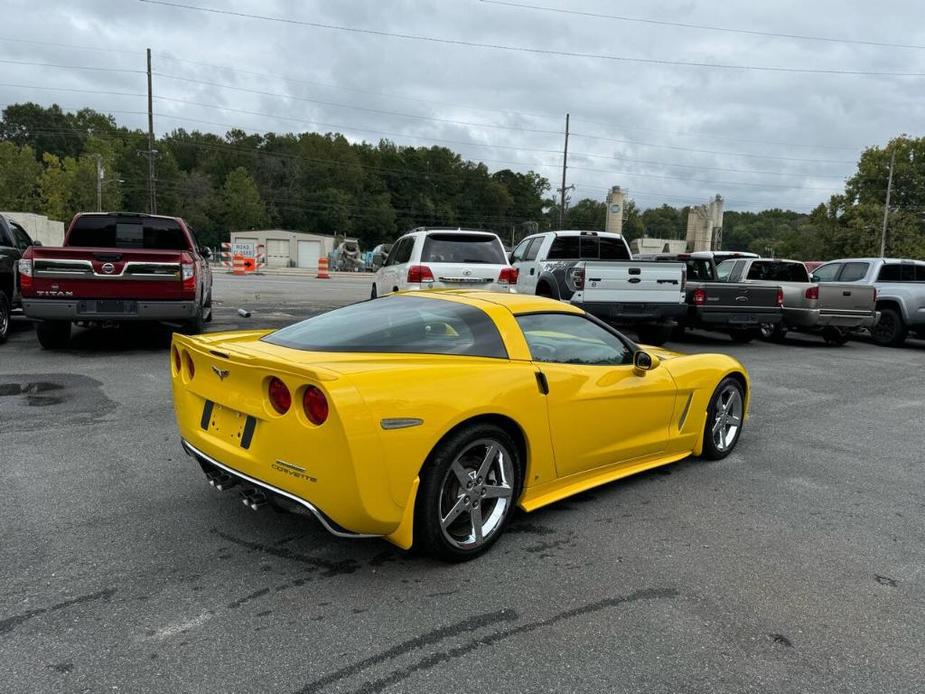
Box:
left=317, top=257, right=330, bottom=279
left=232, top=254, right=245, bottom=275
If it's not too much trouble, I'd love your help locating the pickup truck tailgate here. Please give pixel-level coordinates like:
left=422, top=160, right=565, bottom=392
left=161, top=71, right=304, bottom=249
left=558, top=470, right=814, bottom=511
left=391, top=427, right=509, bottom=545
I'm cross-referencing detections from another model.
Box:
left=819, top=283, right=876, bottom=313
left=28, top=246, right=190, bottom=301
left=580, top=261, right=685, bottom=303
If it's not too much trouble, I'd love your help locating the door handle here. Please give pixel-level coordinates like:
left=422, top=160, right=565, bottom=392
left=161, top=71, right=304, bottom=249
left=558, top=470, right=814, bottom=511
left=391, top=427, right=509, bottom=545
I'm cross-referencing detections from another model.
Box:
left=535, top=372, right=549, bottom=395
left=628, top=277, right=641, bottom=284
left=843, top=291, right=851, bottom=296
left=530, top=268, right=535, bottom=275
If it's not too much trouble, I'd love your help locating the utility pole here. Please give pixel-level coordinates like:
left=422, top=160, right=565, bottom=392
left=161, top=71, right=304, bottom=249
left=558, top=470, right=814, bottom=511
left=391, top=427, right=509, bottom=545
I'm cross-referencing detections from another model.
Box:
left=95, top=154, right=103, bottom=212
left=879, top=147, right=896, bottom=257
left=146, top=48, right=157, bottom=214
left=557, top=113, right=572, bottom=230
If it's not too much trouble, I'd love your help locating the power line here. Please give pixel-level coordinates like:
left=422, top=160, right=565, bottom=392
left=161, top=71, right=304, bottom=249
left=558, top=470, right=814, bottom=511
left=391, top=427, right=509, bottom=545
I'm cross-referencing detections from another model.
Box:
left=480, top=0, right=925, bottom=52
left=0, top=36, right=140, bottom=56
left=0, top=58, right=144, bottom=74
left=0, top=82, right=146, bottom=98
left=137, top=0, right=925, bottom=77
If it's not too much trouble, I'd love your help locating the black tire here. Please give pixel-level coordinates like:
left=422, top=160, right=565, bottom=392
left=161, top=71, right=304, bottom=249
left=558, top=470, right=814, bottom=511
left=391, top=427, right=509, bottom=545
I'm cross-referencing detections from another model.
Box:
left=822, top=327, right=849, bottom=345
left=0, top=291, right=10, bottom=344
left=700, top=377, right=745, bottom=461
left=182, top=305, right=206, bottom=335
left=636, top=325, right=672, bottom=346
left=759, top=322, right=787, bottom=343
left=729, top=328, right=757, bottom=344
left=671, top=324, right=687, bottom=340
left=35, top=320, right=71, bottom=349
left=871, top=308, right=907, bottom=347
left=370, top=283, right=378, bottom=300
left=414, top=423, right=522, bottom=562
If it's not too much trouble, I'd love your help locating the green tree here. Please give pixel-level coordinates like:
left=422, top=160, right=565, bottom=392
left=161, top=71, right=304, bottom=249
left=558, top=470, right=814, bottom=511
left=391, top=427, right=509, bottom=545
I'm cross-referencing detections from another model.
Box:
left=641, top=204, right=684, bottom=238
left=565, top=198, right=606, bottom=229
left=0, top=142, right=42, bottom=209
left=38, top=153, right=76, bottom=221
left=221, top=167, right=267, bottom=232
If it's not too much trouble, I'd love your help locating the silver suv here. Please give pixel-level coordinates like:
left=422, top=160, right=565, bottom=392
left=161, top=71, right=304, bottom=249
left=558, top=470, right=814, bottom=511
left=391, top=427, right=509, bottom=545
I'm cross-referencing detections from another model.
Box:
left=811, top=258, right=925, bottom=346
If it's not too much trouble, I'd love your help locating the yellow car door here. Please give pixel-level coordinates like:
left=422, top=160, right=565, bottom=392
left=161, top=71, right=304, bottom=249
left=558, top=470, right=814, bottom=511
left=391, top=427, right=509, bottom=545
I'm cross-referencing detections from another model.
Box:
left=516, top=313, right=678, bottom=478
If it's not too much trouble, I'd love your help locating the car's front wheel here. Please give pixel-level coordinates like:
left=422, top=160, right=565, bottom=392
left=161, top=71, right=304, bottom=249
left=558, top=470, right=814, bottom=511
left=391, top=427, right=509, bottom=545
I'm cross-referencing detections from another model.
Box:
left=415, top=423, right=521, bottom=562
left=701, top=377, right=745, bottom=460
left=0, top=291, right=10, bottom=344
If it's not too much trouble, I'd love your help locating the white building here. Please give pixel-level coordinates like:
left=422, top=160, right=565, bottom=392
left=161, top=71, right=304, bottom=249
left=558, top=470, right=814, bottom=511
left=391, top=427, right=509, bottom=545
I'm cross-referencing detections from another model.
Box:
left=229, top=230, right=356, bottom=268
left=0, top=212, right=65, bottom=246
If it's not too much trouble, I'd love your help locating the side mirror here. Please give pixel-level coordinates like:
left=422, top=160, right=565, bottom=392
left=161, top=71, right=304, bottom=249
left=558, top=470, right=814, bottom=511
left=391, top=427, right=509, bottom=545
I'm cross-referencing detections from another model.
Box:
left=809, top=273, right=818, bottom=282
left=31, top=239, right=42, bottom=247
left=633, top=350, right=661, bottom=375
left=201, top=247, right=212, bottom=259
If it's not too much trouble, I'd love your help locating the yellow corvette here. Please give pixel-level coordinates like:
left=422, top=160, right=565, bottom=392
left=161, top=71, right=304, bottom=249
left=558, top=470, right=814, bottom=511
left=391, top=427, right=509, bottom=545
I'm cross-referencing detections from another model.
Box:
left=171, top=291, right=749, bottom=561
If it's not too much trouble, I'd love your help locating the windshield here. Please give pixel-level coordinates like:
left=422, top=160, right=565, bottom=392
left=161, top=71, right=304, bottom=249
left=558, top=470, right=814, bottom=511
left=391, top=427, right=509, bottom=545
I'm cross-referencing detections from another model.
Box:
left=68, top=215, right=190, bottom=250
left=421, top=234, right=506, bottom=264
left=264, top=296, right=507, bottom=358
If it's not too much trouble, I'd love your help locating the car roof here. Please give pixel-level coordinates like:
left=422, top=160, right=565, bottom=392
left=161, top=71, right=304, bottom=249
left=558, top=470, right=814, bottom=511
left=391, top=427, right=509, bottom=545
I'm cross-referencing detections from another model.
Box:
left=403, top=290, right=585, bottom=315
left=819, top=257, right=925, bottom=265
left=406, top=228, right=499, bottom=236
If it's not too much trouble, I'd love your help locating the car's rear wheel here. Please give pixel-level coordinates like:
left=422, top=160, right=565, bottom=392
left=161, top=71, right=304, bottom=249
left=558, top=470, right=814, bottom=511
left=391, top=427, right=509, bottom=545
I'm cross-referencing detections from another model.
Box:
left=729, top=328, right=757, bottom=343
left=36, top=320, right=71, bottom=349
left=0, top=291, right=10, bottom=344
left=182, top=305, right=206, bottom=335
left=701, top=377, right=745, bottom=460
left=759, top=322, right=786, bottom=342
left=822, top=327, right=849, bottom=345
left=636, top=325, right=672, bottom=346
left=415, top=423, right=520, bottom=562
left=871, top=308, right=907, bottom=347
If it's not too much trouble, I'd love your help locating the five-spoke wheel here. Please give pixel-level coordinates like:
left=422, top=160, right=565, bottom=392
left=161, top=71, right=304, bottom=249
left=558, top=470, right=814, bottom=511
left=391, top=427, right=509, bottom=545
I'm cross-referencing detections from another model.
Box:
left=702, top=378, right=745, bottom=460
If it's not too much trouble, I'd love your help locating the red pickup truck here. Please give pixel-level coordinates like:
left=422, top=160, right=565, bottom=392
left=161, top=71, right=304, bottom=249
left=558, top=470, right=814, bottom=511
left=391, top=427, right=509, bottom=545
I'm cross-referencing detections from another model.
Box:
left=19, top=212, right=213, bottom=348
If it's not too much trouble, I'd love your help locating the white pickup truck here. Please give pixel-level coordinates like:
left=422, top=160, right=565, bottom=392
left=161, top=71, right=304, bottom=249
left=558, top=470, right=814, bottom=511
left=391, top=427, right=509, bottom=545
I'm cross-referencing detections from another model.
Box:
left=509, top=230, right=686, bottom=344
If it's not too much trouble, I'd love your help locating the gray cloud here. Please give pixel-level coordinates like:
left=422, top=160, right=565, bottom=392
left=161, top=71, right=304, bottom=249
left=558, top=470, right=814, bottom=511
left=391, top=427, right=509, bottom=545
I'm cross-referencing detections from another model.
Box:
left=2, top=0, right=923, bottom=212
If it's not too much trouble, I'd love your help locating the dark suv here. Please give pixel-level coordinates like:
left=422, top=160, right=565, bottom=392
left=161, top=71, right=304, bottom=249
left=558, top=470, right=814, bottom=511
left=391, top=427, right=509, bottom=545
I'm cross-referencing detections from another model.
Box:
left=0, top=214, right=40, bottom=343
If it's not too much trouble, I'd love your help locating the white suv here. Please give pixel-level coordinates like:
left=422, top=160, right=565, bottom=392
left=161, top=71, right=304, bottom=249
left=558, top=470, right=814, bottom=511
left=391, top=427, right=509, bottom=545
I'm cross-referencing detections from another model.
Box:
left=372, top=228, right=517, bottom=298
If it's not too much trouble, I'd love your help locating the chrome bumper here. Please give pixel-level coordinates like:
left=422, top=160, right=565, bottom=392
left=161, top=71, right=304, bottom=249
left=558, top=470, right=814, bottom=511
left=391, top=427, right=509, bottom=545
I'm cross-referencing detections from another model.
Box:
left=181, top=439, right=379, bottom=540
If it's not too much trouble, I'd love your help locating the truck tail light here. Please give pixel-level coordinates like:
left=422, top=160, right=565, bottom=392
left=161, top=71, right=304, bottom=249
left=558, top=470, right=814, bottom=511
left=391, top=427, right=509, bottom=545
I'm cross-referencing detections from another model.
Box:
left=268, top=377, right=291, bottom=415
left=302, top=386, right=329, bottom=425
left=805, top=285, right=819, bottom=300
left=498, top=267, right=518, bottom=285
left=776, top=288, right=784, bottom=306
left=18, top=258, right=33, bottom=291
left=181, top=263, right=196, bottom=292
left=693, top=288, right=706, bottom=305
left=570, top=266, right=585, bottom=290
left=407, top=265, right=434, bottom=284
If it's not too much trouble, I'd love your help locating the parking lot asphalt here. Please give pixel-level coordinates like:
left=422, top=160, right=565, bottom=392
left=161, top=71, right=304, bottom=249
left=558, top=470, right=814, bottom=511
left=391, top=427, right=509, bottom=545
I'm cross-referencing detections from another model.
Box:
left=1, top=273, right=923, bottom=694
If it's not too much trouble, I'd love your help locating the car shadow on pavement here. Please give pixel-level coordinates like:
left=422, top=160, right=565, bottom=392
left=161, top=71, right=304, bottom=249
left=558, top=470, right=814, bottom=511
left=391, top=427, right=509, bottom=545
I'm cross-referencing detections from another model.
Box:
left=60, top=323, right=176, bottom=353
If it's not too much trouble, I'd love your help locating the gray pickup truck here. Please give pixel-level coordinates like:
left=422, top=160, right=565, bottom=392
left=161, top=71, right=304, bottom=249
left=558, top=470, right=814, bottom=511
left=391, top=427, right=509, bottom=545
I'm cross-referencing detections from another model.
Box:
left=640, top=251, right=784, bottom=343
left=810, top=257, right=925, bottom=346
left=717, top=257, right=878, bottom=344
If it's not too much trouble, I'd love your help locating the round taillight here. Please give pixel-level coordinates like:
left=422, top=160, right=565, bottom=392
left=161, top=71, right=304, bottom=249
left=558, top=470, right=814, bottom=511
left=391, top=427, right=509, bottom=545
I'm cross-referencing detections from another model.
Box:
left=268, top=377, right=291, bottom=414
left=302, top=386, right=328, bottom=425
left=184, top=351, right=195, bottom=379
left=172, top=346, right=181, bottom=372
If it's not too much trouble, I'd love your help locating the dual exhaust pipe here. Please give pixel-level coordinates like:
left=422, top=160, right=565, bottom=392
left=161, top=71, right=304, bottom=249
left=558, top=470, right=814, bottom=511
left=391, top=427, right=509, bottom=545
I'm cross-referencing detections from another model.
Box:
left=205, top=470, right=267, bottom=511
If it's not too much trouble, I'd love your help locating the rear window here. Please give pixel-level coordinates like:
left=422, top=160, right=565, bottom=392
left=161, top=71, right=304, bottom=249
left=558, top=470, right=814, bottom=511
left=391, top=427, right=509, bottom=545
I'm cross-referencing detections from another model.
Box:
left=838, top=262, right=869, bottom=282
left=67, top=215, right=190, bottom=250
left=746, top=261, right=809, bottom=282
left=421, top=234, right=506, bottom=264
left=686, top=259, right=714, bottom=281
left=547, top=235, right=630, bottom=260
left=264, top=296, right=507, bottom=358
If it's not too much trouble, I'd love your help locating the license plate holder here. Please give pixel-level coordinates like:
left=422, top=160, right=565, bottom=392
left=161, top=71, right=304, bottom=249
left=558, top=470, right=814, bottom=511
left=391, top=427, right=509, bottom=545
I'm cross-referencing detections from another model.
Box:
left=78, top=299, right=138, bottom=314
left=729, top=314, right=756, bottom=324
left=202, top=401, right=256, bottom=449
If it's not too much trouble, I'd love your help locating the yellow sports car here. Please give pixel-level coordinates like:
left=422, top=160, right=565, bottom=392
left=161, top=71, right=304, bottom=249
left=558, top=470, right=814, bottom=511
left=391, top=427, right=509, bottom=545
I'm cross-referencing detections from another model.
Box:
left=171, top=291, right=749, bottom=561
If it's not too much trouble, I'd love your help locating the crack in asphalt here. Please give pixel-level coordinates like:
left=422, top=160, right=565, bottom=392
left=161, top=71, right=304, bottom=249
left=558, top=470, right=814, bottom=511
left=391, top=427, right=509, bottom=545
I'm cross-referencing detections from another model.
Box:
left=294, top=609, right=519, bottom=694
left=347, top=587, right=679, bottom=694
left=0, top=588, right=117, bottom=636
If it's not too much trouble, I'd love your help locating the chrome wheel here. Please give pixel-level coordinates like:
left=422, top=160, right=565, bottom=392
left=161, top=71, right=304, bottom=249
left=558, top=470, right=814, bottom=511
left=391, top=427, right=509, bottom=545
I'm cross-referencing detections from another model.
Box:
left=438, top=438, right=514, bottom=550
left=711, top=385, right=743, bottom=453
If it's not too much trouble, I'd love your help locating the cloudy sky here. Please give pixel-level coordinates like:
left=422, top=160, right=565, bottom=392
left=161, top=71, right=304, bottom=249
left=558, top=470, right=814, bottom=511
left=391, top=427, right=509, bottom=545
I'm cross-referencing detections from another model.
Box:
left=2, top=0, right=923, bottom=212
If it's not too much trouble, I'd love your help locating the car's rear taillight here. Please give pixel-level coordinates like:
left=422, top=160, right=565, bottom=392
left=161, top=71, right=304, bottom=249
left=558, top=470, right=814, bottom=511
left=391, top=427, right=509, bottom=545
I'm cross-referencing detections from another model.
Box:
left=776, top=288, right=784, bottom=306
left=407, top=265, right=434, bottom=284
left=268, top=377, right=291, bottom=414
left=18, top=258, right=33, bottom=291
left=181, top=263, right=195, bottom=292
left=570, top=266, right=585, bottom=290
left=693, top=288, right=706, bottom=305
left=184, top=351, right=195, bottom=379
left=805, top=285, right=819, bottom=300
left=302, top=386, right=329, bottom=425
left=172, top=346, right=181, bottom=373
left=498, top=267, right=518, bottom=285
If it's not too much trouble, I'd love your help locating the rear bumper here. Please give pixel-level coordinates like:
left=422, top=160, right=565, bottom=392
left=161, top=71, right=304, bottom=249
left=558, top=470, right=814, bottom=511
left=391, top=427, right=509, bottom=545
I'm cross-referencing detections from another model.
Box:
left=22, top=298, right=198, bottom=321
left=783, top=307, right=878, bottom=329
left=571, top=301, right=687, bottom=325
left=693, top=306, right=783, bottom=327
left=182, top=439, right=377, bottom=539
